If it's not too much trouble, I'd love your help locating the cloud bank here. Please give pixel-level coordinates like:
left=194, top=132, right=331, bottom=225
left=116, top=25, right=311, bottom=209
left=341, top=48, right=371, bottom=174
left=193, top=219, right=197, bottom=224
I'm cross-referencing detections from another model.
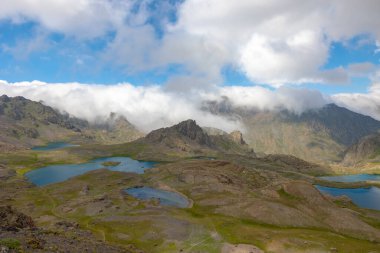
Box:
left=2, top=79, right=380, bottom=132
left=0, top=81, right=332, bottom=132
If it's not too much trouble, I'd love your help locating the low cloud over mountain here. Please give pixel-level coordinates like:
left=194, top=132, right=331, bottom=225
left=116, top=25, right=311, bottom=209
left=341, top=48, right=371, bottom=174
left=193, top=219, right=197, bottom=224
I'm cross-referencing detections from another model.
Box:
left=0, top=80, right=366, bottom=133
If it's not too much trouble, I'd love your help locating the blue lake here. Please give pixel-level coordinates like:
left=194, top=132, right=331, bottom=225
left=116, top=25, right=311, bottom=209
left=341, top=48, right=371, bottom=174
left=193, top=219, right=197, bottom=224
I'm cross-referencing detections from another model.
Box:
left=25, top=157, right=156, bottom=186
left=124, top=187, right=189, bottom=208
left=32, top=142, right=77, bottom=151
left=319, top=174, right=380, bottom=183
left=316, top=185, right=380, bottom=211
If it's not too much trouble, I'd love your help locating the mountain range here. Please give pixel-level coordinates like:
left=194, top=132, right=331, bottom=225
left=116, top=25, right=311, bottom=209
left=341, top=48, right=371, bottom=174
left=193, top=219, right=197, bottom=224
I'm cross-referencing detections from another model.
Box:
left=203, top=97, right=380, bottom=163
left=2, top=94, right=380, bottom=166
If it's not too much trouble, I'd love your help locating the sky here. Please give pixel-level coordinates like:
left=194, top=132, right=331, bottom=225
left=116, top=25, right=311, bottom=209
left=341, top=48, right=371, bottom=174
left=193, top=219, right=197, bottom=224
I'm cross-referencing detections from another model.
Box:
left=0, top=0, right=380, bottom=131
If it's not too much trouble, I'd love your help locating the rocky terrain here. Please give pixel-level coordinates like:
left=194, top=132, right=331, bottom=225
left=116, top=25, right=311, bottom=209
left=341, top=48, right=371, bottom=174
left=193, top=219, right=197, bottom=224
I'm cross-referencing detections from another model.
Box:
left=0, top=206, right=137, bottom=253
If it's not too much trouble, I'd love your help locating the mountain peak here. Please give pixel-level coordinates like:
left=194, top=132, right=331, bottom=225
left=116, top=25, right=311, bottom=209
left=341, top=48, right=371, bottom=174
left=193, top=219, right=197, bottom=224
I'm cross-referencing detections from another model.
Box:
left=140, top=119, right=253, bottom=157
left=145, top=119, right=212, bottom=146
left=173, top=119, right=208, bottom=142
left=0, top=94, right=10, bottom=102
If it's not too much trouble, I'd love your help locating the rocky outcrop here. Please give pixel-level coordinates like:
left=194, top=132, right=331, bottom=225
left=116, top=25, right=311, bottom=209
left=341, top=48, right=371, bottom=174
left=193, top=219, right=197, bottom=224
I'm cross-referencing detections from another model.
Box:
left=0, top=206, right=137, bottom=252
left=173, top=120, right=212, bottom=146
left=0, top=206, right=35, bottom=231
left=145, top=119, right=212, bottom=146
left=342, top=133, right=380, bottom=166
left=228, top=131, right=246, bottom=145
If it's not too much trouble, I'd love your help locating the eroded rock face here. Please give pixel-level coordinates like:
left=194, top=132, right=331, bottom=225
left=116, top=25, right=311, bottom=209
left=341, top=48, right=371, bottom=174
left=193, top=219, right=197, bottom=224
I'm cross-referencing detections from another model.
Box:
left=174, top=120, right=212, bottom=145
left=228, top=131, right=246, bottom=145
left=0, top=206, right=35, bottom=231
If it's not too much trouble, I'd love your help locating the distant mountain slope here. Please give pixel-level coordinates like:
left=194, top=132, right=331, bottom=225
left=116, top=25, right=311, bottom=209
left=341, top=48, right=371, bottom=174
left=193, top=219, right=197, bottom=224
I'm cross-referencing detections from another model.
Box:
left=203, top=99, right=380, bottom=163
left=0, top=95, right=87, bottom=130
left=0, top=95, right=86, bottom=151
left=342, top=133, right=380, bottom=166
left=84, top=112, right=143, bottom=144
left=291, top=104, right=380, bottom=146
left=137, top=119, right=253, bottom=159
left=0, top=95, right=143, bottom=150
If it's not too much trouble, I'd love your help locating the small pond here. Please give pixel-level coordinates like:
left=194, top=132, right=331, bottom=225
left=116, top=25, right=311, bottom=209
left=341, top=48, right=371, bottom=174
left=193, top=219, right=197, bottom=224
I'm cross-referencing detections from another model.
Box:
left=315, top=185, right=380, bottom=211
left=25, top=157, right=156, bottom=186
left=32, top=142, right=78, bottom=151
left=124, top=186, right=189, bottom=208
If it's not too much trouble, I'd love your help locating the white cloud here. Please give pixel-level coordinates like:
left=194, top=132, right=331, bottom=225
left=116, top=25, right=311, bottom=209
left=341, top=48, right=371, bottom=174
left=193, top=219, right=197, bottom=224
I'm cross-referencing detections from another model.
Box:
left=238, top=31, right=330, bottom=86
left=1, top=0, right=380, bottom=87
left=333, top=69, right=380, bottom=120
left=0, top=0, right=132, bottom=38
left=0, top=81, right=332, bottom=132
left=326, top=0, right=380, bottom=41
left=347, top=62, right=377, bottom=77
left=333, top=86, right=380, bottom=121
left=172, top=0, right=380, bottom=86
left=202, top=86, right=329, bottom=114
left=0, top=80, right=242, bottom=132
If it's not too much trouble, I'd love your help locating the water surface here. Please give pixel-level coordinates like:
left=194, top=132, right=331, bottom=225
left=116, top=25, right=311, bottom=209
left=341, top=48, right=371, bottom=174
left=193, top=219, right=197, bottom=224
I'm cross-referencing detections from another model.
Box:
left=316, top=185, right=380, bottom=211
left=125, top=186, right=189, bottom=208
left=32, top=142, right=77, bottom=151
left=319, top=174, right=380, bottom=183
left=26, top=157, right=156, bottom=186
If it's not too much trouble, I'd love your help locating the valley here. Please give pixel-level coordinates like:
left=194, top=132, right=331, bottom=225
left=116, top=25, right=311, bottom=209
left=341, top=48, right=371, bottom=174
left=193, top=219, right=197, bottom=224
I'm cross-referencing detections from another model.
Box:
left=1, top=96, right=380, bottom=253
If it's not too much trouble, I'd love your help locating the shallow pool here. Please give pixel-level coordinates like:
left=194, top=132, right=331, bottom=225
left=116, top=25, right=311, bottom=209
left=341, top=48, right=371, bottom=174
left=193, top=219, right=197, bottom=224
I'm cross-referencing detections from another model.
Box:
left=124, top=186, right=189, bottom=208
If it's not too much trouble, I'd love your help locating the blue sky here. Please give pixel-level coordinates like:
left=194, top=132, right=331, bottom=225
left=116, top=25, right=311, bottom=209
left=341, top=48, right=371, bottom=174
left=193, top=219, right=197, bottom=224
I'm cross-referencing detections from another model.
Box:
left=0, top=0, right=379, bottom=95
left=1, top=1, right=380, bottom=131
